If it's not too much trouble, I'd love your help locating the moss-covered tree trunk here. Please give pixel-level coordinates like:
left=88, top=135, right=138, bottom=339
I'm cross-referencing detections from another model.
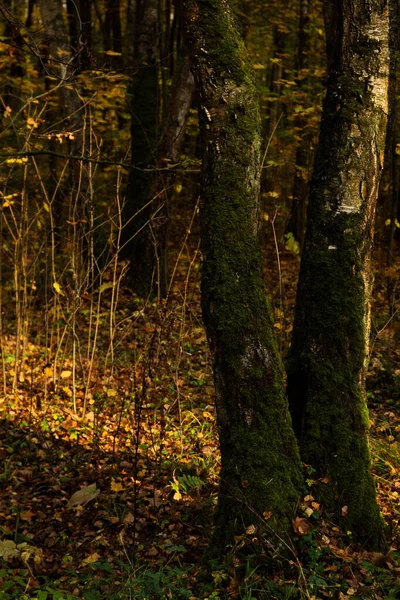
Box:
left=176, top=0, right=303, bottom=554
left=287, top=0, right=393, bottom=548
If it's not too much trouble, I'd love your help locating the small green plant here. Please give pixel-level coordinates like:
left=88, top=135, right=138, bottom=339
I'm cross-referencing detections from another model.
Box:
left=0, top=568, right=77, bottom=599
left=282, top=232, right=300, bottom=256
left=171, top=472, right=205, bottom=499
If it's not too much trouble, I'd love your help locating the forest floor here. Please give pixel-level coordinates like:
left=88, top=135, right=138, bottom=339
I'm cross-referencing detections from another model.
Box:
left=0, top=232, right=400, bottom=600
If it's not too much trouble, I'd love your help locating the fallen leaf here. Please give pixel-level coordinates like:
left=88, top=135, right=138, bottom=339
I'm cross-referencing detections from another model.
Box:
left=17, top=543, right=44, bottom=565
left=0, top=540, right=19, bottom=560
left=245, top=524, right=256, bottom=535
left=292, top=517, right=312, bottom=536
left=82, top=552, right=100, bottom=565
left=44, top=366, right=53, bottom=378
left=123, top=512, right=134, bottom=524
left=60, top=370, right=72, bottom=379
left=20, top=510, right=35, bottom=522
left=111, top=480, right=124, bottom=492
left=67, top=483, right=100, bottom=508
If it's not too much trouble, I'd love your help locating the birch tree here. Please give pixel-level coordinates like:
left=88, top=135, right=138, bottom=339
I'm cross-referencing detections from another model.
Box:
left=287, top=0, right=394, bottom=548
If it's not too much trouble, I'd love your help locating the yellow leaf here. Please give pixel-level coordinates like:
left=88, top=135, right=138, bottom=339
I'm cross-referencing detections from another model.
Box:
left=99, top=282, right=114, bottom=293
left=6, top=157, right=28, bottom=165
left=174, top=183, right=183, bottom=194
left=60, top=370, right=72, bottom=379
left=245, top=524, right=256, bottom=535
left=111, top=480, right=124, bottom=492
left=104, top=50, right=122, bottom=56
left=82, top=552, right=100, bottom=565
left=62, top=386, right=73, bottom=397
left=44, top=366, right=53, bottom=378
left=53, top=282, right=64, bottom=295
left=26, top=117, right=39, bottom=128
left=173, top=491, right=182, bottom=501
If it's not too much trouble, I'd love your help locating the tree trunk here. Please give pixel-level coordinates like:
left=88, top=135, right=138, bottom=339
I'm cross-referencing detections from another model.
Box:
left=122, top=0, right=160, bottom=298
left=66, top=0, right=92, bottom=72
left=37, top=0, right=84, bottom=148
left=286, top=0, right=312, bottom=246
left=287, top=0, right=393, bottom=548
left=123, top=4, right=194, bottom=299
left=149, top=54, right=194, bottom=299
left=38, top=0, right=90, bottom=278
left=104, top=0, right=123, bottom=69
left=176, top=0, right=303, bottom=554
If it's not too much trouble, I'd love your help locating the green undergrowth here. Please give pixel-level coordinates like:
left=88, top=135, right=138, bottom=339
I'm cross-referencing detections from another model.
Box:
left=1, top=529, right=400, bottom=600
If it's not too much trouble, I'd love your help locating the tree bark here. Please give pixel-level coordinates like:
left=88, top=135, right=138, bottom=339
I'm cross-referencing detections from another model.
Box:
left=287, top=0, right=393, bottom=548
left=123, top=4, right=194, bottom=299
left=122, top=0, right=160, bottom=298
left=37, top=0, right=84, bottom=145
left=176, top=0, right=303, bottom=554
left=38, top=0, right=88, bottom=253
left=149, top=54, right=194, bottom=299
left=66, top=0, right=92, bottom=72
left=104, top=0, right=123, bottom=69
left=286, top=0, right=312, bottom=245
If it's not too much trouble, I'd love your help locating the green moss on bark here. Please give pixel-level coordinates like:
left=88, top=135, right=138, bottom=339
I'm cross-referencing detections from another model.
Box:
left=287, top=0, right=390, bottom=549
left=178, top=0, right=304, bottom=555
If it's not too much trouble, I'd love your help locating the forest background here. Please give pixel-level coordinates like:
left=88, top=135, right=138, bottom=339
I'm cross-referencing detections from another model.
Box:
left=0, top=0, right=400, bottom=598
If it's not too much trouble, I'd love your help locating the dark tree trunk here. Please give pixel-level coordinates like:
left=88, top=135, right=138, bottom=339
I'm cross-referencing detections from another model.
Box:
left=123, top=3, right=194, bottom=299
left=150, top=54, right=194, bottom=299
left=286, top=0, right=312, bottom=245
left=176, top=0, right=303, bottom=555
left=158, top=55, right=194, bottom=164
left=66, top=0, right=92, bottom=72
left=266, top=25, right=287, bottom=139
left=122, top=0, right=160, bottom=297
left=38, top=0, right=90, bottom=269
left=287, top=0, right=394, bottom=549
